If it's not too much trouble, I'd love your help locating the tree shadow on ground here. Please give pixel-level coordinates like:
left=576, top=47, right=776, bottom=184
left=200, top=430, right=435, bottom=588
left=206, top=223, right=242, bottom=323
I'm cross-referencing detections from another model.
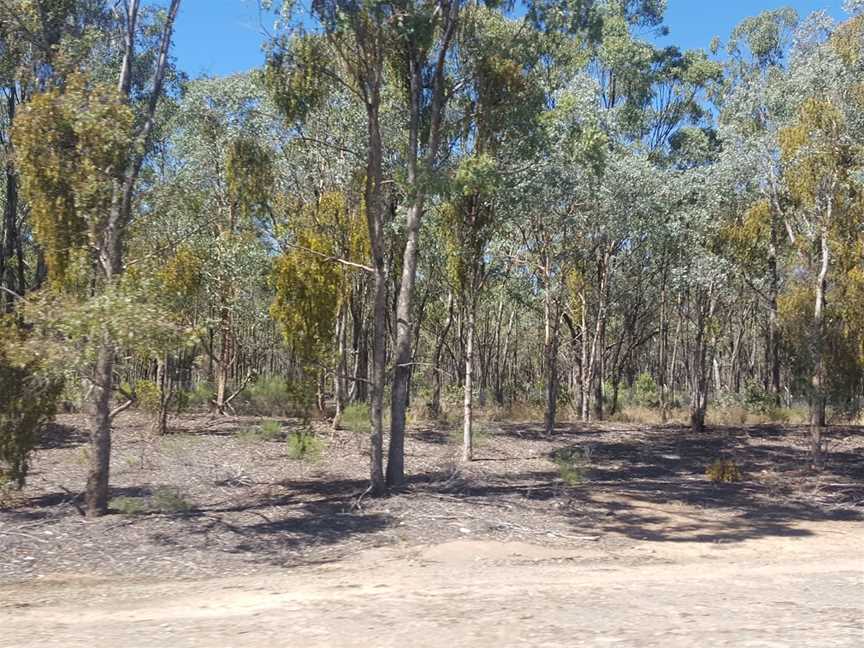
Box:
left=407, top=422, right=863, bottom=545
left=37, top=422, right=88, bottom=450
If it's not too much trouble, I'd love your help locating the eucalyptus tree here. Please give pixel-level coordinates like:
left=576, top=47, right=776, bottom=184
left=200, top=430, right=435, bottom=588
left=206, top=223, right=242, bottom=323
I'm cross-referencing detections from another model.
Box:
left=265, top=0, right=397, bottom=494
left=157, top=74, right=278, bottom=414
left=776, top=9, right=864, bottom=463
left=443, top=6, right=546, bottom=460
left=718, top=8, right=799, bottom=404
left=12, top=0, right=181, bottom=516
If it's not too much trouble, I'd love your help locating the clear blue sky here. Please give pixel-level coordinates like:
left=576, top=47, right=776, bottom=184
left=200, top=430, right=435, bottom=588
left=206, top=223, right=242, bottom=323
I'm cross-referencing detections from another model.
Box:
left=171, top=0, right=847, bottom=78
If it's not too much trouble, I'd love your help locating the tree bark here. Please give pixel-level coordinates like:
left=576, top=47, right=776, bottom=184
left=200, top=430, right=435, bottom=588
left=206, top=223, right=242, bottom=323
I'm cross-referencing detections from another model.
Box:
left=462, top=297, right=476, bottom=461
left=387, top=2, right=459, bottom=488
left=810, top=223, right=830, bottom=469
left=84, top=0, right=181, bottom=516
left=430, top=291, right=454, bottom=418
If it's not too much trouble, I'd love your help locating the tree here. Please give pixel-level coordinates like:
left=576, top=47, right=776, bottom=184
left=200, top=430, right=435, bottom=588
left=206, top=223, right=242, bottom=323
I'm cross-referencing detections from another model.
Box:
left=13, top=0, right=181, bottom=516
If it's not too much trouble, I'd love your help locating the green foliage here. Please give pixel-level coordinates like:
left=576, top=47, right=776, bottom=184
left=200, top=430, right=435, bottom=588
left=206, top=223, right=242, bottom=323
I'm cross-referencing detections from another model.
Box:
left=286, top=429, right=324, bottom=461
left=238, top=419, right=286, bottom=443
left=706, top=459, right=742, bottom=483
left=226, top=137, right=274, bottom=222
left=263, top=35, right=331, bottom=125
left=183, top=383, right=215, bottom=410
left=109, top=496, right=149, bottom=515
left=0, top=337, right=62, bottom=487
left=633, top=372, right=659, bottom=408
left=9, top=286, right=198, bottom=378
left=552, top=446, right=591, bottom=485
left=151, top=487, right=193, bottom=513
left=238, top=378, right=299, bottom=417
left=340, top=403, right=371, bottom=434
left=742, top=381, right=777, bottom=415
left=110, top=487, right=192, bottom=515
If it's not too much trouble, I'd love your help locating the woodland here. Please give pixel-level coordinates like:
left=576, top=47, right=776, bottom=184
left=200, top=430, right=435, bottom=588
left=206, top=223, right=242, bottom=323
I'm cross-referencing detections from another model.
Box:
left=0, top=0, right=863, bottom=539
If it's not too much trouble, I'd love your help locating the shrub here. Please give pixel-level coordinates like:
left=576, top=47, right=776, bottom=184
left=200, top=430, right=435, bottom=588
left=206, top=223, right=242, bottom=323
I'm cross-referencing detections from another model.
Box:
left=340, top=402, right=371, bottom=434
left=552, top=446, right=591, bottom=486
left=743, top=381, right=778, bottom=415
left=134, top=378, right=162, bottom=413
left=183, top=382, right=215, bottom=410
left=237, top=419, right=286, bottom=442
left=151, top=486, right=193, bottom=513
left=109, top=495, right=149, bottom=515
left=706, top=459, right=742, bottom=483
left=110, top=487, right=192, bottom=515
left=286, top=429, right=324, bottom=460
left=239, top=377, right=304, bottom=417
left=0, top=352, right=62, bottom=487
left=633, top=372, right=659, bottom=408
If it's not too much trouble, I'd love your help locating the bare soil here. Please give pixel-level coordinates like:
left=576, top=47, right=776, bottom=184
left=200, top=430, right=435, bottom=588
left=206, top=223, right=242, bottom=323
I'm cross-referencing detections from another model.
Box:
left=1, top=413, right=862, bottom=646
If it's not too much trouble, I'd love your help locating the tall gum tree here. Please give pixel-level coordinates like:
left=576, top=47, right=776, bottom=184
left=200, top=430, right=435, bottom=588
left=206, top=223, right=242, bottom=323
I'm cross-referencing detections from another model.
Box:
left=13, top=0, right=181, bottom=516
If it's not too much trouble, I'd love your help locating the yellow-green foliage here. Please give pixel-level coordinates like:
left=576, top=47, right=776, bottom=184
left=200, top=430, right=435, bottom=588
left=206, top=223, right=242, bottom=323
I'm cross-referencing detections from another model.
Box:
left=831, top=14, right=864, bottom=67
left=263, top=34, right=331, bottom=124
left=719, top=200, right=772, bottom=270
left=157, top=245, right=204, bottom=304
left=779, top=98, right=857, bottom=218
left=13, top=73, right=135, bottom=286
left=271, top=191, right=366, bottom=375
left=134, top=379, right=162, bottom=413
left=706, top=459, right=742, bottom=483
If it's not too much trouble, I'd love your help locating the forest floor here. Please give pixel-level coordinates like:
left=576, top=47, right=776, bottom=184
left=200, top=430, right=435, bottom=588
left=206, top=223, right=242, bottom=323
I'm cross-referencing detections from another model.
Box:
left=1, top=412, right=863, bottom=646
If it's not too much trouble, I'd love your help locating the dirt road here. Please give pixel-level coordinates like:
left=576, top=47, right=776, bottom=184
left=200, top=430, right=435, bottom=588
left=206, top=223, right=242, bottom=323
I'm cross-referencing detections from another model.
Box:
left=2, top=519, right=861, bottom=648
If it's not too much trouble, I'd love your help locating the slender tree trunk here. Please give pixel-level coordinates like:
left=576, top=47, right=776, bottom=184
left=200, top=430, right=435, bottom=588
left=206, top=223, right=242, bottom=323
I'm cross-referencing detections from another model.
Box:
left=810, top=224, right=830, bottom=468
left=2, top=88, right=20, bottom=313
left=387, top=9, right=458, bottom=487
left=495, top=308, right=515, bottom=405
left=430, top=291, right=454, bottom=418
left=580, top=293, right=590, bottom=421
left=333, top=303, right=347, bottom=429
left=768, top=211, right=782, bottom=403
left=658, top=264, right=670, bottom=421
left=543, top=273, right=560, bottom=435
left=153, top=352, right=170, bottom=436
left=463, top=297, right=476, bottom=461
left=84, top=0, right=181, bottom=516
left=364, top=96, right=386, bottom=495
left=86, top=339, right=114, bottom=515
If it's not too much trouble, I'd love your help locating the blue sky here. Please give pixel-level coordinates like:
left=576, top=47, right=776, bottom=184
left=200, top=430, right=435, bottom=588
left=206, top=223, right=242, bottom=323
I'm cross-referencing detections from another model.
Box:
left=171, top=0, right=847, bottom=78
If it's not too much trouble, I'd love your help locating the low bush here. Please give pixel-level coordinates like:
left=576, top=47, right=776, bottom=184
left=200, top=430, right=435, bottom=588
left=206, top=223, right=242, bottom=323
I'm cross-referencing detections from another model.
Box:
left=706, top=458, right=742, bottom=483
left=110, top=487, right=192, bottom=515
left=238, top=378, right=308, bottom=417
left=151, top=486, right=193, bottom=513
left=341, top=402, right=371, bottom=434
left=287, top=429, right=324, bottom=460
left=134, top=379, right=162, bottom=413
left=0, top=350, right=63, bottom=487
left=183, top=382, right=215, bottom=410
left=552, top=446, right=591, bottom=485
left=109, top=495, right=149, bottom=515
left=633, top=373, right=659, bottom=408
left=237, top=419, right=286, bottom=442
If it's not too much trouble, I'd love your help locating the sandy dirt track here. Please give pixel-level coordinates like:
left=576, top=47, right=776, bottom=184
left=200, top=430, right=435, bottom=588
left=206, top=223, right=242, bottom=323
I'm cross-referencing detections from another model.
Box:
left=2, top=518, right=862, bottom=648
